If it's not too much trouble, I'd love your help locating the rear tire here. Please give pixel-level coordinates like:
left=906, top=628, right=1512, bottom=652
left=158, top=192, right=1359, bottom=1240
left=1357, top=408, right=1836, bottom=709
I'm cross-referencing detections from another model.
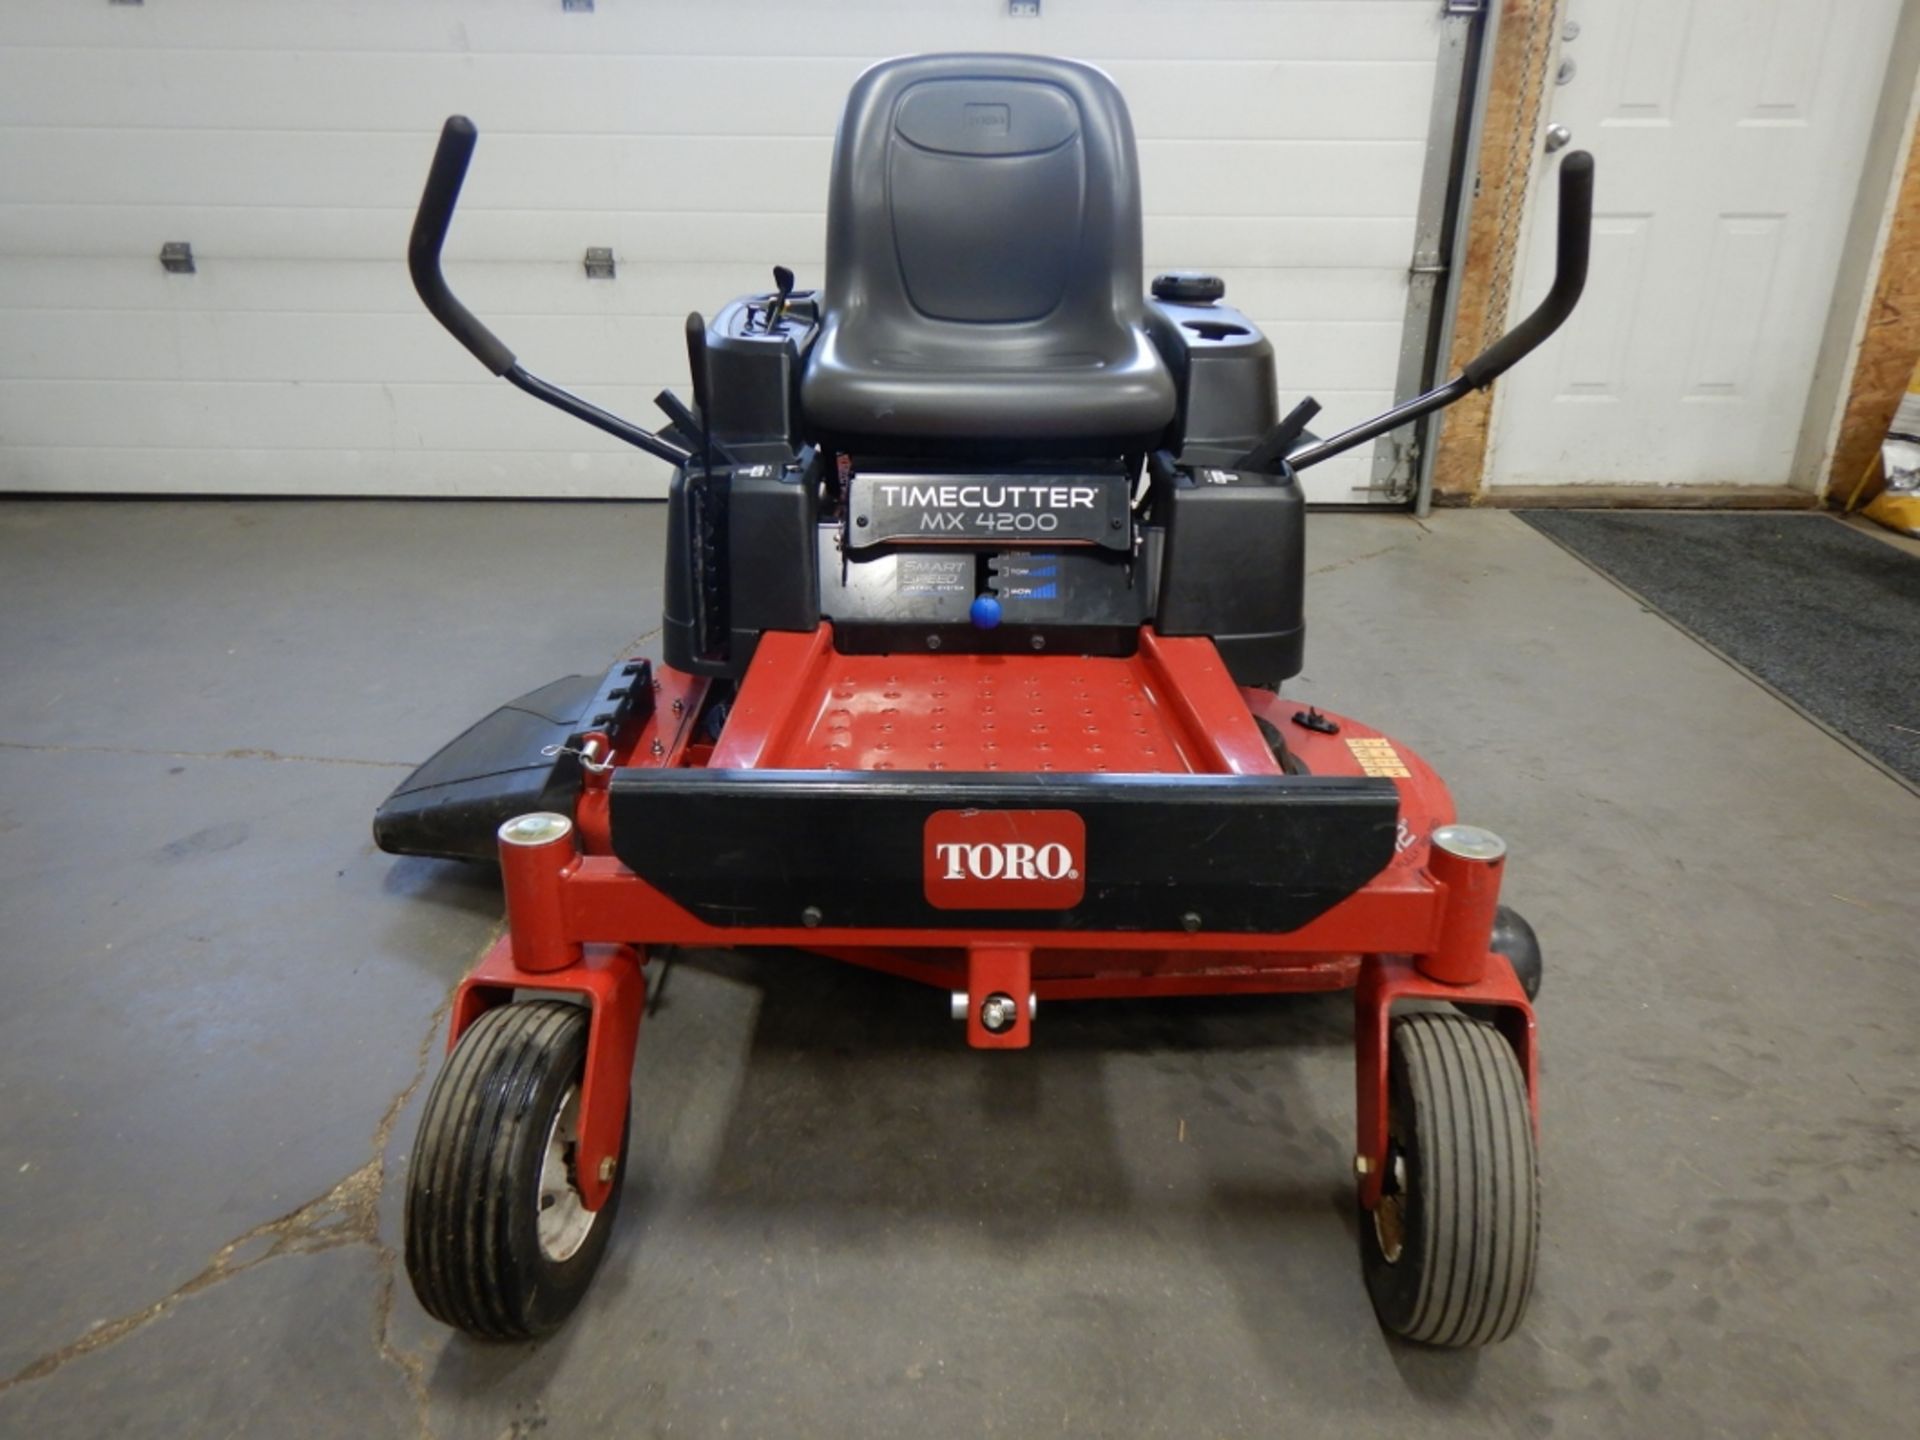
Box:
left=405, top=999, right=626, bottom=1340
left=1462, top=905, right=1543, bottom=1023
left=1359, top=1011, right=1538, bottom=1346
left=1253, top=715, right=1310, bottom=774
left=1492, top=905, right=1542, bottom=1000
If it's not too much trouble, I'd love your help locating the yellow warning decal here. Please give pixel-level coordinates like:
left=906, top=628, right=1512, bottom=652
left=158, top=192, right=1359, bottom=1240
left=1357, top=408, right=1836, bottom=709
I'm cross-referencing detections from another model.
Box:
left=1346, top=736, right=1411, bottom=778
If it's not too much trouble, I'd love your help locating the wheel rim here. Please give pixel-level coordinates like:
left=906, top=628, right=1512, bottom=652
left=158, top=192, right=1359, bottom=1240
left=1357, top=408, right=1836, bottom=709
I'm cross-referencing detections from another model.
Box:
left=536, top=1085, right=597, bottom=1263
left=1373, top=1149, right=1409, bottom=1264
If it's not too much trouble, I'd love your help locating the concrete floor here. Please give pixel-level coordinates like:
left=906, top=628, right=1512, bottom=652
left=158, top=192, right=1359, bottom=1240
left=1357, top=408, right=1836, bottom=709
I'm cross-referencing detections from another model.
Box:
left=0, top=500, right=1914, bottom=1439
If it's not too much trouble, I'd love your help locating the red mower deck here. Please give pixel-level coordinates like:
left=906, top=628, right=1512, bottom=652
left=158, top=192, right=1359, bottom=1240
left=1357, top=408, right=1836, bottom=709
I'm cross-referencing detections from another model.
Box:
left=449, top=629, right=1537, bottom=1218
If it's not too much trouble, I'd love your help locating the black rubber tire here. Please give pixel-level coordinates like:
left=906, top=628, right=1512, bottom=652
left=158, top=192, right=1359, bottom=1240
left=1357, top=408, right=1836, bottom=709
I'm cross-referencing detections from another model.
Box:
left=405, top=999, right=626, bottom=1340
left=1491, top=904, right=1542, bottom=1000
left=1253, top=715, right=1311, bottom=774
left=1461, top=905, right=1543, bottom=1024
left=1359, top=1011, right=1539, bottom=1347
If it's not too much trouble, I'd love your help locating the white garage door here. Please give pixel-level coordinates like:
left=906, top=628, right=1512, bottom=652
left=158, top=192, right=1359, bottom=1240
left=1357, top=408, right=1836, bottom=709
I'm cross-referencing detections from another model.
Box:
left=0, top=0, right=1444, bottom=504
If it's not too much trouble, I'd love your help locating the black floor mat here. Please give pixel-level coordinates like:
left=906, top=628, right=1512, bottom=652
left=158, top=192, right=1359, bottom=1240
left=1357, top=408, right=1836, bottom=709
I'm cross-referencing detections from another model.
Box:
left=1517, top=511, right=1920, bottom=788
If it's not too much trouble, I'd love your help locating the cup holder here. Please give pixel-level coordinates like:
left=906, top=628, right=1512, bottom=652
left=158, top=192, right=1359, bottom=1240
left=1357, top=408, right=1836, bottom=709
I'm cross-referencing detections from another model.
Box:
left=1181, top=320, right=1250, bottom=341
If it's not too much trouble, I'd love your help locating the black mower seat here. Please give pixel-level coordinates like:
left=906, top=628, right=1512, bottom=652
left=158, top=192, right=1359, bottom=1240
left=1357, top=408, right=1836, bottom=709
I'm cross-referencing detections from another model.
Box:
left=801, top=53, right=1176, bottom=451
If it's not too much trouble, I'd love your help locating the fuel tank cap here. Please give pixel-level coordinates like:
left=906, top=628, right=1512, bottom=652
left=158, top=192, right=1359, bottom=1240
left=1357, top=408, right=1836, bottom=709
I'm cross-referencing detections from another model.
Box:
left=1152, top=271, right=1225, bottom=304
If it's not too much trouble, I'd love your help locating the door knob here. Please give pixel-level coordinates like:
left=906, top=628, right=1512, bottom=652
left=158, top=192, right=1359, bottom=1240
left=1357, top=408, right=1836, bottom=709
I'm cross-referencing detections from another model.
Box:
left=1544, top=123, right=1573, bottom=154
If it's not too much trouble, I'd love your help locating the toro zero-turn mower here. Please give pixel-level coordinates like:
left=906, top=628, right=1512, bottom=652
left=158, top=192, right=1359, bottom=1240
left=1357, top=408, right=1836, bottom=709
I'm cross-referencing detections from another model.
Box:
left=377, top=54, right=1590, bottom=1346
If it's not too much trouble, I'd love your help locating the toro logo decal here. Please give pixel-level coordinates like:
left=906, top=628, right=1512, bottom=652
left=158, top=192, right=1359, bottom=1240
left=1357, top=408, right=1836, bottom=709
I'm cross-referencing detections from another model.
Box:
left=923, top=809, right=1086, bottom=910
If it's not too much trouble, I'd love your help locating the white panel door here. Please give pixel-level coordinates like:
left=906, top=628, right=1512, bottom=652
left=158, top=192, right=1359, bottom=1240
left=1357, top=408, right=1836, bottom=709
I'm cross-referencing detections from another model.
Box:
left=0, top=0, right=1442, bottom=500
left=1488, top=0, right=1903, bottom=489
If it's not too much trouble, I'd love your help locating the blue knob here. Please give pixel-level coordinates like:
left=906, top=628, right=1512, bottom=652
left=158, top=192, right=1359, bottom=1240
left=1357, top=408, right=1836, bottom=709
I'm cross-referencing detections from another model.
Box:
left=969, top=594, right=1002, bottom=630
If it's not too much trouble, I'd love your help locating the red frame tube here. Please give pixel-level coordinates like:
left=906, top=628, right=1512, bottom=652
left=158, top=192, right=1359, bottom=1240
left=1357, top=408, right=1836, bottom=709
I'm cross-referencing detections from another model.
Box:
left=498, top=817, right=583, bottom=973
left=1423, top=835, right=1505, bottom=985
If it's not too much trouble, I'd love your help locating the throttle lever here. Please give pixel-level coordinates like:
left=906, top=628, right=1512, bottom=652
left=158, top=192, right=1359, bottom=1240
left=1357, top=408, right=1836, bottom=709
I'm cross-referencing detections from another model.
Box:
left=763, top=265, right=796, bottom=333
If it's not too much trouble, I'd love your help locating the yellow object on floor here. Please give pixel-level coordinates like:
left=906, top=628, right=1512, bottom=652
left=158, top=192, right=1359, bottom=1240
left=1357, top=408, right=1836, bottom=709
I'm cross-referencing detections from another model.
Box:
left=1853, top=354, right=1920, bottom=536
left=1864, top=488, right=1920, bottom=536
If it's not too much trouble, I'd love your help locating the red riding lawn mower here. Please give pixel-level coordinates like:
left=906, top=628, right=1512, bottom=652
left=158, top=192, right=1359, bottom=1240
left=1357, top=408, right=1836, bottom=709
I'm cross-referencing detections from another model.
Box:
left=377, top=54, right=1591, bottom=1346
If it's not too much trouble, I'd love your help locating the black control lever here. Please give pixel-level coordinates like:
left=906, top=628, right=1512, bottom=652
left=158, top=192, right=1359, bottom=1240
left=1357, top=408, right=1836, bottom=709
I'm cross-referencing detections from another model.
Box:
left=1291, top=151, right=1594, bottom=473
left=1460, top=151, right=1594, bottom=388
left=763, top=265, right=796, bottom=334
left=653, top=389, right=701, bottom=439
left=407, top=116, right=692, bottom=468
left=1235, top=396, right=1322, bottom=473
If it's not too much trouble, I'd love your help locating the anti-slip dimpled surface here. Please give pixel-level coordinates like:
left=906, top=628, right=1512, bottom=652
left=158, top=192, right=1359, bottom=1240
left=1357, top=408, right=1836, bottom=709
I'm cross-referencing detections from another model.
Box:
left=784, top=654, right=1207, bottom=773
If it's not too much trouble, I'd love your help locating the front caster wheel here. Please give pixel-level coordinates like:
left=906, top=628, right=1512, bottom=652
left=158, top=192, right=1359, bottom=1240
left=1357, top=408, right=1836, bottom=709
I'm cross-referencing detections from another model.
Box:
left=405, top=999, right=626, bottom=1340
left=1359, top=1011, right=1539, bottom=1347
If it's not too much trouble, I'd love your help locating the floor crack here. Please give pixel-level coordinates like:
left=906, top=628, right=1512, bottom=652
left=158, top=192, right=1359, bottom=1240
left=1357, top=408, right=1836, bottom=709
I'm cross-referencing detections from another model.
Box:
left=613, top=623, right=663, bottom=659
left=364, top=968, right=475, bottom=1440
left=1307, top=532, right=1425, bottom=578
left=0, top=959, right=471, bottom=1421
left=0, top=1159, right=383, bottom=1395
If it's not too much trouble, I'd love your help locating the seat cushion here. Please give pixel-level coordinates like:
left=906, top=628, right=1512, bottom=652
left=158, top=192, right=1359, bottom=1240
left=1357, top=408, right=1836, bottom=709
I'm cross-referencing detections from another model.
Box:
left=802, top=54, right=1176, bottom=451
left=802, top=315, right=1176, bottom=443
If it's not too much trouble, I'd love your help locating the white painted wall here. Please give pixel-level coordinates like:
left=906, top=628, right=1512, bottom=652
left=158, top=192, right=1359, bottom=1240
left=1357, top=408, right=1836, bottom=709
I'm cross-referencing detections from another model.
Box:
left=0, top=0, right=1443, bottom=502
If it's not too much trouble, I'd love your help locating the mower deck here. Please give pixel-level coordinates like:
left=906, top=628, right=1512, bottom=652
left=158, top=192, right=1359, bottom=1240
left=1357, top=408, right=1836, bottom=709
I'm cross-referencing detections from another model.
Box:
left=441, top=629, right=1536, bottom=1223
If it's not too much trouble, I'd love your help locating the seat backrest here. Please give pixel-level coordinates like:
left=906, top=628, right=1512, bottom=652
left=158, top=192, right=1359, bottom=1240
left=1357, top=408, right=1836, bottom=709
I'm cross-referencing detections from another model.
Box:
left=820, top=52, right=1150, bottom=349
